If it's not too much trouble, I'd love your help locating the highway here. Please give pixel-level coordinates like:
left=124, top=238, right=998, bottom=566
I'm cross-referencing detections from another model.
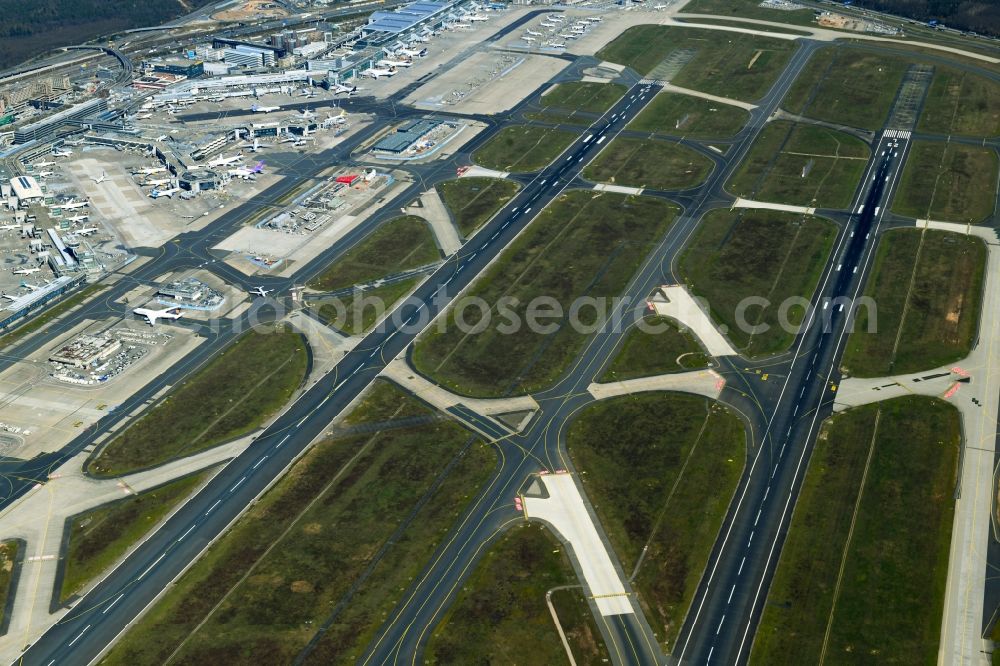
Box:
left=674, top=128, right=914, bottom=665
left=15, top=76, right=666, bottom=666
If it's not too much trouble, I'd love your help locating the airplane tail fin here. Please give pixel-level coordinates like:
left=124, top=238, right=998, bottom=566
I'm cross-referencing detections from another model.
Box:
left=253, top=161, right=265, bottom=172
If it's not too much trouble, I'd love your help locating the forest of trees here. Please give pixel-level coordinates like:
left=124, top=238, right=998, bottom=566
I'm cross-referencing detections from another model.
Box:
left=851, top=0, right=1000, bottom=36
left=0, top=0, right=216, bottom=69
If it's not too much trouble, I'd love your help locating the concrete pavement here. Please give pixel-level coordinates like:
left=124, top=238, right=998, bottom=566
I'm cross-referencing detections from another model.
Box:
left=731, top=197, right=817, bottom=216
left=649, top=285, right=738, bottom=357
left=588, top=368, right=725, bottom=401
left=403, top=189, right=464, bottom=255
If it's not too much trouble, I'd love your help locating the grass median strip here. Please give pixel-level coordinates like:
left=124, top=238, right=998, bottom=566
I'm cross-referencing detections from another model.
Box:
left=473, top=125, right=577, bottom=173
left=726, top=121, right=870, bottom=208
left=628, top=92, right=750, bottom=138
left=679, top=209, right=836, bottom=356
left=782, top=46, right=911, bottom=131
left=0, top=283, right=104, bottom=350
left=307, top=215, right=440, bottom=291
left=582, top=136, right=713, bottom=190
left=842, top=228, right=985, bottom=377
left=315, top=277, right=421, bottom=336
left=918, top=66, right=1000, bottom=137
left=413, top=191, right=678, bottom=397
left=567, top=393, right=745, bottom=650
left=525, top=81, right=628, bottom=126
left=425, top=523, right=610, bottom=665
left=597, top=25, right=796, bottom=102
left=436, top=177, right=522, bottom=237
left=59, top=472, right=211, bottom=603
left=102, top=380, right=496, bottom=664
left=751, top=396, right=959, bottom=664
left=600, top=316, right=709, bottom=382
left=88, top=326, right=308, bottom=477
left=891, top=140, right=998, bottom=223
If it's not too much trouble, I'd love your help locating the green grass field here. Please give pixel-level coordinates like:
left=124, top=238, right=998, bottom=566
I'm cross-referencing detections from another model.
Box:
left=315, top=277, right=420, bottom=336
left=60, top=472, right=209, bottom=602
left=426, top=523, right=609, bottom=664
left=413, top=191, right=678, bottom=397
left=0, top=540, right=19, bottom=629
left=568, top=393, right=744, bottom=649
left=601, top=316, right=709, bottom=382
left=680, top=209, right=837, bottom=356
left=89, top=327, right=309, bottom=476
left=102, top=380, right=496, bottom=664
left=582, top=136, right=714, bottom=190
left=919, top=66, right=1000, bottom=137
left=674, top=17, right=814, bottom=35
left=751, top=396, right=959, bottom=665
left=891, top=141, right=998, bottom=223
left=628, top=92, right=750, bottom=138
left=681, top=0, right=819, bottom=26
left=726, top=121, right=870, bottom=208
left=782, top=47, right=911, bottom=131
left=525, top=81, right=628, bottom=125
left=597, top=25, right=796, bottom=102
left=307, top=215, right=439, bottom=291
left=842, top=229, right=985, bottom=377
left=436, top=177, right=522, bottom=237
left=473, top=125, right=577, bottom=172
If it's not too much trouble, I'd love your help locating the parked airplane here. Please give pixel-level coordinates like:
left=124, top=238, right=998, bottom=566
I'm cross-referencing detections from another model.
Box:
left=522, top=35, right=537, bottom=42
left=56, top=199, right=89, bottom=210
left=525, top=28, right=542, bottom=36
left=75, top=227, right=99, bottom=236
left=149, top=186, right=180, bottom=199
left=299, top=108, right=316, bottom=120
left=52, top=148, right=73, bottom=157
left=363, top=67, right=395, bottom=79
left=134, top=306, right=182, bottom=326
left=549, top=15, right=565, bottom=22
left=229, top=161, right=265, bottom=179
left=135, top=113, right=153, bottom=119
left=251, top=104, right=280, bottom=113
left=332, top=82, right=358, bottom=95
left=378, top=58, right=412, bottom=68
left=541, top=20, right=558, bottom=27
left=12, top=267, right=41, bottom=275
left=547, top=41, right=566, bottom=48
left=251, top=286, right=272, bottom=297
left=90, top=171, right=107, bottom=184
left=66, top=214, right=89, bottom=223
left=36, top=171, right=55, bottom=179
left=143, top=177, right=171, bottom=187
left=207, top=152, right=244, bottom=168
left=468, top=13, right=489, bottom=21
left=134, top=166, right=167, bottom=175
left=32, top=160, right=56, bottom=169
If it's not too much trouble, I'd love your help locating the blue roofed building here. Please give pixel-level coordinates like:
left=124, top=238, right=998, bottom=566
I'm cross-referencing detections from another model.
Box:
left=360, top=0, right=460, bottom=45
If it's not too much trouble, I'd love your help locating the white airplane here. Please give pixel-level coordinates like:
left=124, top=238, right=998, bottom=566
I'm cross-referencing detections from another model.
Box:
left=541, top=20, right=558, bottom=27
left=549, top=15, right=565, bottom=22
left=135, top=113, right=153, bottom=119
left=33, top=160, right=56, bottom=168
left=378, top=59, right=412, bottom=68
left=363, top=67, right=394, bottom=79
left=453, top=21, right=472, bottom=29
left=143, top=177, right=171, bottom=187
left=299, top=108, right=316, bottom=120
left=229, top=161, right=265, bottom=179
left=250, top=286, right=272, bottom=297
left=75, top=227, right=99, bottom=236
left=399, top=47, right=426, bottom=58
left=134, top=166, right=166, bottom=175
left=525, top=28, right=542, bottom=36
left=522, top=35, right=537, bottom=43
left=207, top=152, right=243, bottom=168
left=251, top=104, right=280, bottom=113
left=52, top=148, right=73, bottom=158
left=468, top=13, right=489, bottom=21
left=66, top=214, right=89, bottom=223
left=248, top=138, right=264, bottom=152
left=559, top=32, right=577, bottom=39
left=134, top=306, right=182, bottom=326
left=58, top=199, right=89, bottom=210
left=90, top=171, right=107, bottom=184
left=36, top=171, right=55, bottom=179
left=547, top=41, right=566, bottom=48
left=12, top=267, right=41, bottom=275
left=332, top=82, right=357, bottom=95
left=149, top=186, right=180, bottom=199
